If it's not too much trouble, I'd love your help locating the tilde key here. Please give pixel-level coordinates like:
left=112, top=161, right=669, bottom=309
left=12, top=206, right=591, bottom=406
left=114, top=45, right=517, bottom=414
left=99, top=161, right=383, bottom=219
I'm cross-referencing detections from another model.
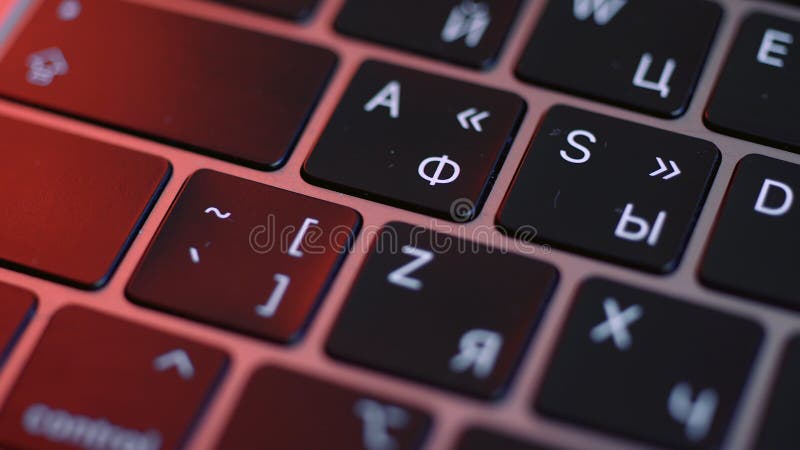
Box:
left=497, top=106, right=719, bottom=273
left=128, top=170, right=361, bottom=343
left=304, top=60, right=525, bottom=221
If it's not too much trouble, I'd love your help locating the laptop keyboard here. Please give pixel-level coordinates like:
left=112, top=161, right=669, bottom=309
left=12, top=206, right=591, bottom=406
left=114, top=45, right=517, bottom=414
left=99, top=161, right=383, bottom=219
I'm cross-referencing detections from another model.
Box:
left=0, top=0, right=795, bottom=449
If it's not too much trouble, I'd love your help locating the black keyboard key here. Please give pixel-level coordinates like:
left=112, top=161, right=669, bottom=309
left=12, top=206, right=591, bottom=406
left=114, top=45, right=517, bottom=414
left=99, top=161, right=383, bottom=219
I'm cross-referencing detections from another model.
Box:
left=516, top=0, right=721, bottom=117
left=304, top=61, right=525, bottom=221
left=701, top=155, right=800, bottom=307
left=706, top=14, right=800, bottom=151
left=0, top=115, right=169, bottom=289
left=0, top=0, right=335, bottom=169
left=755, top=336, right=800, bottom=448
left=217, top=366, right=430, bottom=450
left=336, top=0, right=523, bottom=68
left=497, top=106, right=719, bottom=273
left=220, top=0, right=319, bottom=20
left=327, top=222, right=558, bottom=399
left=456, top=428, right=555, bottom=450
left=128, top=170, right=360, bottom=343
left=536, top=278, right=762, bottom=449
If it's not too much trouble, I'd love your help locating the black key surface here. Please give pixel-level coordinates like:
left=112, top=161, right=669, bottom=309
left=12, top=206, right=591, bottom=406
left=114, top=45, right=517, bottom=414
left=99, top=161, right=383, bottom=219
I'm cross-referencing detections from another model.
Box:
left=0, top=0, right=335, bottom=169
left=304, top=61, right=525, bottom=221
left=706, top=14, right=800, bottom=151
left=220, top=0, right=319, bottom=20
left=536, top=279, right=762, bottom=449
left=497, top=106, right=719, bottom=273
left=701, top=155, right=800, bottom=307
left=217, top=366, right=430, bottom=450
left=456, top=428, right=554, bottom=450
left=336, top=0, right=523, bottom=68
left=128, top=170, right=361, bottom=343
left=327, top=222, right=558, bottom=399
left=516, top=0, right=721, bottom=117
left=755, top=336, right=800, bottom=449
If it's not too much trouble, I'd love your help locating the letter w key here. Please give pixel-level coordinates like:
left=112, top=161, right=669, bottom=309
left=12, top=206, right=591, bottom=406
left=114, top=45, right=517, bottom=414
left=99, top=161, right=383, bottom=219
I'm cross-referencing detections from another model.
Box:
left=573, top=0, right=627, bottom=26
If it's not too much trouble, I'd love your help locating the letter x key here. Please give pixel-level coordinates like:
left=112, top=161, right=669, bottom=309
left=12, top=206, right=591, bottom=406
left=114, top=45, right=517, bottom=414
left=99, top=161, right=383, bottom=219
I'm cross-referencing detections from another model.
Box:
left=590, top=298, right=643, bottom=350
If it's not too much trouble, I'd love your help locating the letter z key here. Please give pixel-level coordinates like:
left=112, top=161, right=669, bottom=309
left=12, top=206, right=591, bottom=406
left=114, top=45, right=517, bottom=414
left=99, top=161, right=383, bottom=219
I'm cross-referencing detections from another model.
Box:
left=304, top=61, right=525, bottom=221
left=498, top=106, right=719, bottom=273
left=327, top=222, right=558, bottom=399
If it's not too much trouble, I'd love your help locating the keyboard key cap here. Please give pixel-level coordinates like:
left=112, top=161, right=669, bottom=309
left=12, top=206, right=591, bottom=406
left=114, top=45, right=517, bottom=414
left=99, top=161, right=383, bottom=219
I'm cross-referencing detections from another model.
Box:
left=336, top=0, right=523, bottom=68
left=456, top=428, right=554, bottom=450
left=220, top=0, right=319, bottom=20
left=755, top=336, right=800, bottom=448
left=327, top=222, right=558, bottom=399
left=0, top=116, right=169, bottom=288
left=128, top=170, right=361, bottom=343
left=701, top=155, right=800, bottom=307
left=217, top=366, right=430, bottom=450
left=0, top=0, right=336, bottom=169
left=536, top=278, right=762, bottom=449
left=304, top=61, right=525, bottom=221
left=516, top=0, right=721, bottom=117
left=0, top=306, right=227, bottom=450
left=497, top=106, right=719, bottom=273
left=706, top=14, right=800, bottom=151
left=0, top=282, right=36, bottom=362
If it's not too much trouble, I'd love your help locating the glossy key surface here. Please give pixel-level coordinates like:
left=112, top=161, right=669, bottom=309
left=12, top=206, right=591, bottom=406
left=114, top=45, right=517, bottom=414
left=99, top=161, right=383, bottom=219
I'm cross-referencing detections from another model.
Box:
left=128, top=170, right=361, bottom=343
left=755, top=336, right=800, bottom=449
left=706, top=14, right=800, bottom=152
left=536, top=279, right=762, bottom=449
left=220, top=0, right=319, bottom=20
left=0, top=306, right=228, bottom=450
left=0, top=115, right=169, bottom=288
left=701, top=155, right=800, bottom=308
left=516, top=0, right=721, bottom=117
left=304, top=61, right=525, bottom=221
left=327, top=222, right=558, bottom=399
left=0, top=0, right=336, bottom=168
left=217, top=365, right=430, bottom=450
left=336, top=0, right=524, bottom=68
left=498, top=106, right=719, bottom=273
left=456, top=428, right=554, bottom=450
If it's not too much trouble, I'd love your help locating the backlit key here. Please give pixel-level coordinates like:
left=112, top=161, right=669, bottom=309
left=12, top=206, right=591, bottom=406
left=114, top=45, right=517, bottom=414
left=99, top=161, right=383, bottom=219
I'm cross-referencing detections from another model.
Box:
left=0, top=282, right=36, bottom=363
left=218, top=366, right=430, bottom=450
left=128, top=170, right=361, bottom=343
left=0, top=306, right=227, bottom=450
left=0, top=0, right=336, bottom=169
left=0, top=115, right=169, bottom=288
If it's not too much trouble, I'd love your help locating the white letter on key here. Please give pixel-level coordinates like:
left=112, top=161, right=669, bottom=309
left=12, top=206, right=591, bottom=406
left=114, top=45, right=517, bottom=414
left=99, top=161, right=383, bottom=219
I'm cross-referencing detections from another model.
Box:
left=560, top=129, right=595, bottom=164
left=354, top=399, right=409, bottom=450
left=757, top=29, right=794, bottom=68
left=364, top=81, right=401, bottom=119
left=633, top=53, right=676, bottom=99
left=614, top=203, right=667, bottom=246
left=668, top=382, right=719, bottom=442
left=449, top=329, right=503, bottom=379
left=755, top=178, right=794, bottom=217
left=288, top=217, right=319, bottom=258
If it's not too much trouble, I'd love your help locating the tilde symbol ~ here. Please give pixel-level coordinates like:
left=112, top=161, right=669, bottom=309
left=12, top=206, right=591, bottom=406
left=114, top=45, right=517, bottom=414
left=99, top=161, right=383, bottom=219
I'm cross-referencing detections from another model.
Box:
left=418, top=155, right=461, bottom=186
